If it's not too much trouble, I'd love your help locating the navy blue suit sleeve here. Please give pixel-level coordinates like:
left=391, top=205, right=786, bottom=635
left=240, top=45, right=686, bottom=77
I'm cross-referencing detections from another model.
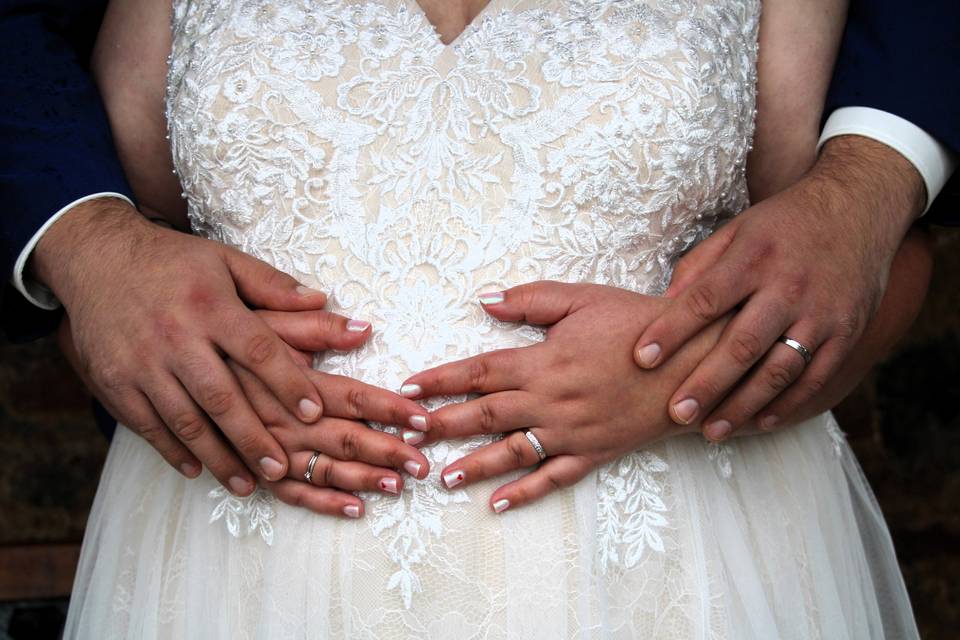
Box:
left=0, top=0, right=134, bottom=339
left=826, top=0, right=959, bottom=225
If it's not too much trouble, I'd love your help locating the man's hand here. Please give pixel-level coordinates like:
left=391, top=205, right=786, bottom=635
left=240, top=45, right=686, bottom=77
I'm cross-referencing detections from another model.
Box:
left=632, top=136, right=926, bottom=440
left=40, top=198, right=333, bottom=495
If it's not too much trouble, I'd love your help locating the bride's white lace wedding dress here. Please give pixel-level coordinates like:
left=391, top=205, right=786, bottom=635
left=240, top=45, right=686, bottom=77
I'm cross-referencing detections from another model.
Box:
left=65, top=1, right=919, bottom=638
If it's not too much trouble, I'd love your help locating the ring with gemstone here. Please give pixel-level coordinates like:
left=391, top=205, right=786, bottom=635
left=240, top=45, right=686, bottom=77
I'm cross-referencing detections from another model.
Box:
left=304, top=450, right=321, bottom=484
left=523, top=429, right=547, bottom=461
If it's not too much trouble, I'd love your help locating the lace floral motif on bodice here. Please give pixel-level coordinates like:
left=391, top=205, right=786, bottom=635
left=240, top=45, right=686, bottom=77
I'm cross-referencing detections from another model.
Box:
left=168, top=0, right=760, bottom=609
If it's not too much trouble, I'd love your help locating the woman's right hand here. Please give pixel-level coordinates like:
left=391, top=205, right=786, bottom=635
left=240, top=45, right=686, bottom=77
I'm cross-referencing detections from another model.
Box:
left=233, top=310, right=432, bottom=519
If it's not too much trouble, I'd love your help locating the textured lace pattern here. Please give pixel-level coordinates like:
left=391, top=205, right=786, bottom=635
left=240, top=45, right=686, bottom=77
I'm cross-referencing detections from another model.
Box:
left=64, top=2, right=922, bottom=637
left=164, top=0, right=759, bottom=630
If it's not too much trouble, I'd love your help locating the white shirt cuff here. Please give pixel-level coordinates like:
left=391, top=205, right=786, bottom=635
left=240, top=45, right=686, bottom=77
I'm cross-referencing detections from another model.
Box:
left=818, top=107, right=958, bottom=216
left=11, top=192, right=135, bottom=310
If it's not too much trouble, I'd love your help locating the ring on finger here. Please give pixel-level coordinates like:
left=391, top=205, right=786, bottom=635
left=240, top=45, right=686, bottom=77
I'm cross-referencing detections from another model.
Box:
left=777, top=336, right=814, bottom=365
left=523, top=429, right=547, bottom=461
left=304, top=450, right=321, bottom=484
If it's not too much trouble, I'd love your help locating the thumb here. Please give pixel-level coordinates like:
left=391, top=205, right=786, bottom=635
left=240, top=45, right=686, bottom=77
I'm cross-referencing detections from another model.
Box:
left=479, top=281, right=580, bottom=325
left=665, top=218, right=738, bottom=298
left=222, top=247, right=328, bottom=311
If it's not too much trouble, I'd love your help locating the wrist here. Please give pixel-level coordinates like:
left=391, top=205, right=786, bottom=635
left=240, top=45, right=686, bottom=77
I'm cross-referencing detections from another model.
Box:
left=812, top=136, right=926, bottom=238
left=31, top=197, right=155, bottom=309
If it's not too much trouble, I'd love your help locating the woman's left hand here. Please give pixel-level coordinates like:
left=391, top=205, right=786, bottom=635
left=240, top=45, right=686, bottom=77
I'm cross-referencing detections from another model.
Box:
left=400, top=282, right=726, bottom=513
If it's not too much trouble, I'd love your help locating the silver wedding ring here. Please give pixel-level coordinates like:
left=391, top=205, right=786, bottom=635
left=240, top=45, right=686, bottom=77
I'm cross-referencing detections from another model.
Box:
left=523, top=429, right=548, bottom=461
left=304, top=450, right=321, bottom=483
left=778, top=336, right=813, bottom=365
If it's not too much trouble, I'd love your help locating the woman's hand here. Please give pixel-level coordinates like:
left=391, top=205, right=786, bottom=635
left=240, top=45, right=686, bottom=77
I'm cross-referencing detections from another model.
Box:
left=230, top=310, right=433, bottom=519
left=400, top=282, right=725, bottom=513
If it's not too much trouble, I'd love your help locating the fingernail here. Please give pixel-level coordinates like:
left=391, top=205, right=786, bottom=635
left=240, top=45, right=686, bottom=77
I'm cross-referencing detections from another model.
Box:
left=228, top=476, right=253, bottom=495
left=346, top=319, right=370, bottom=332
left=400, top=383, right=422, bottom=398
left=343, top=504, right=361, bottom=518
left=259, top=456, right=284, bottom=479
left=443, top=469, right=465, bottom=489
left=296, top=285, right=324, bottom=297
left=638, top=343, right=661, bottom=367
left=705, top=420, right=732, bottom=441
left=403, top=430, right=425, bottom=446
left=180, top=462, right=200, bottom=478
left=760, top=415, right=780, bottom=431
left=478, top=291, right=505, bottom=305
left=299, top=398, right=321, bottom=420
left=672, top=398, right=699, bottom=424
left=379, top=477, right=399, bottom=494
left=403, top=460, right=422, bottom=477
left=408, top=415, right=428, bottom=431
left=493, top=498, right=510, bottom=513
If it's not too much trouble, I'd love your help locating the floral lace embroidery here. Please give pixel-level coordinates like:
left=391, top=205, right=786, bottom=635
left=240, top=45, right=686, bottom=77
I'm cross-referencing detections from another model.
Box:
left=168, top=0, right=760, bottom=608
left=208, top=486, right=277, bottom=545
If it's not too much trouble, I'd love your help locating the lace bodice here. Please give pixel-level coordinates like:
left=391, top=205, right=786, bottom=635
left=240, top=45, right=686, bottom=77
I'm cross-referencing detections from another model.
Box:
left=166, top=0, right=759, bottom=619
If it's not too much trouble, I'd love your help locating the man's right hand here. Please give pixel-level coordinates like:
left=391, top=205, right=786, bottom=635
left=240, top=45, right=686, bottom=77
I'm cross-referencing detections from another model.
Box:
left=37, top=197, right=338, bottom=496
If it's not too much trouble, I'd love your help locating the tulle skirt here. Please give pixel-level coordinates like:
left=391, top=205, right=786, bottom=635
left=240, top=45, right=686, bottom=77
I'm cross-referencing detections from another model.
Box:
left=65, top=412, right=918, bottom=639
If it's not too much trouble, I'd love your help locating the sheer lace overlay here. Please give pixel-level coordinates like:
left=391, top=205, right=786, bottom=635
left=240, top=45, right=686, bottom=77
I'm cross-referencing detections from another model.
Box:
left=65, top=1, right=919, bottom=638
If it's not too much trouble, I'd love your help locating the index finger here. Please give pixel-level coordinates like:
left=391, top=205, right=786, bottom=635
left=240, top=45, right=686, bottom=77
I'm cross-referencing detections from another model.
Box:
left=634, top=264, right=750, bottom=369
left=401, top=347, right=535, bottom=399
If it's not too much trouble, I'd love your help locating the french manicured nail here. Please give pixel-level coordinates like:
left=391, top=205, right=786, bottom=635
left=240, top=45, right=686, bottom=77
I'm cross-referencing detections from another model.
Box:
left=443, top=470, right=465, bottom=489
left=180, top=462, right=200, bottom=478
left=760, top=415, right=780, bottom=430
left=638, top=343, right=661, bottom=367
left=346, top=319, right=370, bottom=332
left=409, top=415, right=428, bottom=431
left=379, top=477, right=399, bottom=494
left=672, top=398, right=699, bottom=424
left=229, top=476, right=253, bottom=495
left=296, top=285, right=324, bottom=297
left=400, top=383, right=422, bottom=398
left=403, top=460, right=422, bottom=477
left=259, top=456, right=284, bottom=479
left=705, top=420, right=732, bottom=441
left=493, top=498, right=510, bottom=513
left=478, top=291, right=505, bottom=305
left=343, top=504, right=361, bottom=518
left=299, top=398, right=321, bottom=420
left=403, top=430, right=425, bottom=445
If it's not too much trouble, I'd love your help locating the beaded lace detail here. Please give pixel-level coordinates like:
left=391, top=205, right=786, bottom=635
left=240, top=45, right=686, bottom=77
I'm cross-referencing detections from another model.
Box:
left=167, top=0, right=760, bottom=614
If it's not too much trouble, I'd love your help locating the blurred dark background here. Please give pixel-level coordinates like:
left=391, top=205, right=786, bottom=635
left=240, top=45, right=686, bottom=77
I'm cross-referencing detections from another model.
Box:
left=0, top=228, right=958, bottom=639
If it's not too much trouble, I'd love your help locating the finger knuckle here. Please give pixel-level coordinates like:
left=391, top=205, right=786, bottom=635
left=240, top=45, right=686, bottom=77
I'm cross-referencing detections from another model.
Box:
left=468, top=358, right=490, bottom=391
left=339, top=429, right=362, bottom=461
left=545, top=472, right=564, bottom=492
left=728, top=330, right=763, bottom=367
left=506, top=433, right=529, bottom=466
left=230, top=431, right=262, bottom=457
left=803, top=375, right=827, bottom=396
left=245, top=333, right=278, bottom=366
left=835, top=311, right=862, bottom=341
left=136, top=420, right=166, bottom=445
left=686, top=284, right=720, bottom=322
left=171, top=412, right=207, bottom=442
left=320, top=458, right=336, bottom=487
left=200, top=386, right=234, bottom=417
left=346, top=386, right=367, bottom=418
left=782, top=274, right=809, bottom=305
left=96, top=365, right=128, bottom=394
left=478, top=402, right=497, bottom=434
left=764, top=362, right=795, bottom=392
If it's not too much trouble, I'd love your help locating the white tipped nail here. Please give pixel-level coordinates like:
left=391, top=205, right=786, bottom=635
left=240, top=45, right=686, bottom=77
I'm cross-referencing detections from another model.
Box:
left=478, top=291, right=504, bottom=305
left=400, top=383, right=422, bottom=398
left=379, top=477, right=399, bottom=494
left=493, top=498, right=510, bottom=513
left=403, top=431, right=425, bottom=445
left=343, top=504, right=361, bottom=518
left=408, top=415, right=428, bottom=431
left=403, top=460, right=422, bottom=477
left=443, top=470, right=465, bottom=489
left=296, top=285, right=324, bottom=297
left=346, top=319, right=370, bottom=332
